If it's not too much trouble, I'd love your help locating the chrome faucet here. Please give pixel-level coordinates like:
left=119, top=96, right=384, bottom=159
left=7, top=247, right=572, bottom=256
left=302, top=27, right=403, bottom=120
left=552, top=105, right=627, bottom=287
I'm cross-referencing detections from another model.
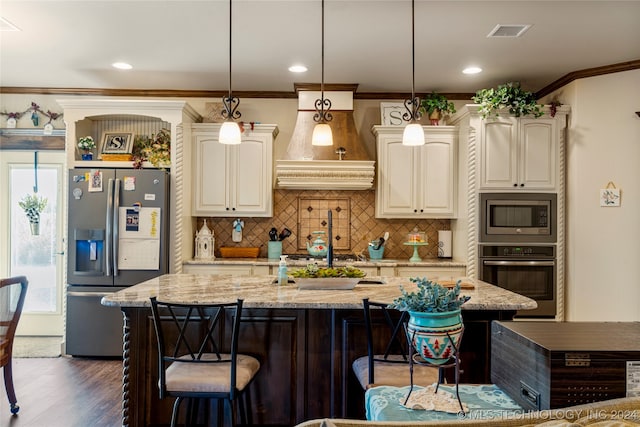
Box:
left=327, top=209, right=333, bottom=268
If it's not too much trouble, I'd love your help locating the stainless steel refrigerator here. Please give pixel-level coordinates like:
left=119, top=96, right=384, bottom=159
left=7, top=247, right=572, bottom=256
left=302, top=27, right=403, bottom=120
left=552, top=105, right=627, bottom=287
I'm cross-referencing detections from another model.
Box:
left=66, top=168, right=168, bottom=356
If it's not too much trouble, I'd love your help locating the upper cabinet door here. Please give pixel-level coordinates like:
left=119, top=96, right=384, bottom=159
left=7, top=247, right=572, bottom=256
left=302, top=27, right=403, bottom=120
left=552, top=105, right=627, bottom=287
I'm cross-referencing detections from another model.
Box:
left=479, top=117, right=558, bottom=191
left=233, top=137, right=273, bottom=215
left=192, top=124, right=277, bottom=217
left=193, top=134, right=230, bottom=214
left=374, top=126, right=457, bottom=219
left=376, top=138, right=417, bottom=216
left=519, top=118, right=557, bottom=190
left=479, top=118, right=518, bottom=189
left=419, top=138, right=456, bottom=215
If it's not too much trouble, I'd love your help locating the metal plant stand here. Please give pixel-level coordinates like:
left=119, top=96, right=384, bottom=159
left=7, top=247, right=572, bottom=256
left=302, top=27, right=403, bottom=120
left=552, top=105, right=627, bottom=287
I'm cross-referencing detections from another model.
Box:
left=403, top=325, right=465, bottom=415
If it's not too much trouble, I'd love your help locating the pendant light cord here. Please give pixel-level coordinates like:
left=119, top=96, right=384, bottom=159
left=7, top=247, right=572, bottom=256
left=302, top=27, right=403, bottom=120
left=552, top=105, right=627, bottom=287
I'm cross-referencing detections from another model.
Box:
left=314, top=0, right=332, bottom=124
left=403, top=0, right=421, bottom=123
left=321, top=0, right=325, bottom=99
left=221, top=0, right=241, bottom=122
left=228, top=0, right=232, bottom=101
left=411, top=0, right=415, bottom=105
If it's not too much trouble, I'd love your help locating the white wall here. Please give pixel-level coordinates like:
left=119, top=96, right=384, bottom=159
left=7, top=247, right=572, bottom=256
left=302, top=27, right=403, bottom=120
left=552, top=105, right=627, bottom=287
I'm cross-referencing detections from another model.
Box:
left=544, top=70, right=640, bottom=321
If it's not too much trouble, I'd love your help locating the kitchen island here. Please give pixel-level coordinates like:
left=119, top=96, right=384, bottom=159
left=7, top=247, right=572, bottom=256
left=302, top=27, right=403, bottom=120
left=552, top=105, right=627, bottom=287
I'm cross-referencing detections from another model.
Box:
left=103, top=274, right=535, bottom=427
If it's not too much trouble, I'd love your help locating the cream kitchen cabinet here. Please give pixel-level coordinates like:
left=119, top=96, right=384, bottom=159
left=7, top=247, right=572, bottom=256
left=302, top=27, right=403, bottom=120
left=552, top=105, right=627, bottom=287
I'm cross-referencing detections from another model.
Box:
left=479, top=116, right=562, bottom=191
left=373, top=126, right=456, bottom=218
left=192, top=124, right=278, bottom=217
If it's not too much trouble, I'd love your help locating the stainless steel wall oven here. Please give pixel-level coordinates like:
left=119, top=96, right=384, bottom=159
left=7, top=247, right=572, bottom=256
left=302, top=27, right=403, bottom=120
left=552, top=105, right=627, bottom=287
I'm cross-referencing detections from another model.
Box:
left=479, top=244, right=556, bottom=317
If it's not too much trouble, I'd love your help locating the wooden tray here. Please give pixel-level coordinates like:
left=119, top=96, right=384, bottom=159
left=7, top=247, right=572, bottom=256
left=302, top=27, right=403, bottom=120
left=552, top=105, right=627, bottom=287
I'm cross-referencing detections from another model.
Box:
left=219, top=247, right=260, bottom=258
left=436, top=279, right=475, bottom=289
left=101, top=154, right=133, bottom=161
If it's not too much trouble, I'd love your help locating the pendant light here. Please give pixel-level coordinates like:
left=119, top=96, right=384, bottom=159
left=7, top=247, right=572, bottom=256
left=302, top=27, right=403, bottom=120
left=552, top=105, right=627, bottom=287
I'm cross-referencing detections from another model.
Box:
left=311, top=0, right=333, bottom=146
left=219, top=0, right=242, bottom=145
left=402, top=0, right=424, bottom=146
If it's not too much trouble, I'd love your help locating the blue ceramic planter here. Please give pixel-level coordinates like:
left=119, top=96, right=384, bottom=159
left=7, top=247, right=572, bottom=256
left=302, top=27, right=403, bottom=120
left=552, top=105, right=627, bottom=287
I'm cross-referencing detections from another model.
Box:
left=81, top=153, right=93, bottom=160
left=407, top=309, right=463, bottom=365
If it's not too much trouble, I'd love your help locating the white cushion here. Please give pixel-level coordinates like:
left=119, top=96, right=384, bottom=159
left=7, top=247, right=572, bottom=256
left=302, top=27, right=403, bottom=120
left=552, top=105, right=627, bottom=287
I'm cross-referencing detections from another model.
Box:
left=352, top=355, right=438, bottom=389
left=164, top=353, right=260, bottom=393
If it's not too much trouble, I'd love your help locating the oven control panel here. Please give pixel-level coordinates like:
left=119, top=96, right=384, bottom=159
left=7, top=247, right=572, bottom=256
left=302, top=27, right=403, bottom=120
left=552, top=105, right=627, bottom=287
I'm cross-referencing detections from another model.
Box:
left=479, top=245, right=555, bottom=258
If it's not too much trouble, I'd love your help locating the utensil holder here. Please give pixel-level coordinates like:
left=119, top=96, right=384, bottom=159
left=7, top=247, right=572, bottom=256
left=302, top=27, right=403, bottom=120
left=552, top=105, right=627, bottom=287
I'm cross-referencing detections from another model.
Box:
left=368, top=245, right=385, bottom=260
left=268, top=241, right=282, bottom=259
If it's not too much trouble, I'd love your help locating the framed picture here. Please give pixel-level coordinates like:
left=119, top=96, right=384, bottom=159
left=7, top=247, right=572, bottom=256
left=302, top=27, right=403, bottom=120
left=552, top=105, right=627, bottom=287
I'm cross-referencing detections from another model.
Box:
left=100, top=132, right=134, bottom=155
left=380, top=102, right=410, bottom=126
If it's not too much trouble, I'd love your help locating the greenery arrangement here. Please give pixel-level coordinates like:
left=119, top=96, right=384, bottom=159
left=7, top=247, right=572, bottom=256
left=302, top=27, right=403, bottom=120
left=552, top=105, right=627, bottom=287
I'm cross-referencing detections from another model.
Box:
left=132, top=128, right=171, bottom=169
left=18, top=193, right=48, bottom=224
left=420, top=92, right=456, bottom=116
left=472, top=81, right=543, bottom=119
left=290, top=264, right=366, bottom=279
left=388, top=277, right=470, bottom=313
left=77, top=136, right=96, bottom=152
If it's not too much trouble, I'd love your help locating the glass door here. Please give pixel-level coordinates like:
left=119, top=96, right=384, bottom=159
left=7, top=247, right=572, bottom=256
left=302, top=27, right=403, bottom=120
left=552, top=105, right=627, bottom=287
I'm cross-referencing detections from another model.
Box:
left=0, top=150, right=66, bottom=335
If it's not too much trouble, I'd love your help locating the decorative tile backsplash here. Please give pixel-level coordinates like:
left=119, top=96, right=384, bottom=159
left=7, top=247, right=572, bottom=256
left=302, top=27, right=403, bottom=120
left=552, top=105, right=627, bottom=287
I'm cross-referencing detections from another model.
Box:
left=197, top=189, right=450, bottom=260
left=297, top=197, right=350, bottom=251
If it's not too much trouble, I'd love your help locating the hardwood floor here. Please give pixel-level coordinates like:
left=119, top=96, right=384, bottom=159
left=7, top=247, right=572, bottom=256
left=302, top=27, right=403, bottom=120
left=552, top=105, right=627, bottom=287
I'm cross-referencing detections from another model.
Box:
left=4, top=357, right=122, bottom=427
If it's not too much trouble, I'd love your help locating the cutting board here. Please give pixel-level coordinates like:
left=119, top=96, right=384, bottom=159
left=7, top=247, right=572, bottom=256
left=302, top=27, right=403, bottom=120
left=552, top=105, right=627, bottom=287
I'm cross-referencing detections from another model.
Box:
left=436, top=279, right=475, bottom=289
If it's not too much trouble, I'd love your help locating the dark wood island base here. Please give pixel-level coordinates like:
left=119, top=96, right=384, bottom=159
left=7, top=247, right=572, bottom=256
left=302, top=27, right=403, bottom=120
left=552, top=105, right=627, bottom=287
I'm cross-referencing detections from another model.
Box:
left=102, top=274, right=535, bottom=426
left=119, top=306, right=518, bottom=426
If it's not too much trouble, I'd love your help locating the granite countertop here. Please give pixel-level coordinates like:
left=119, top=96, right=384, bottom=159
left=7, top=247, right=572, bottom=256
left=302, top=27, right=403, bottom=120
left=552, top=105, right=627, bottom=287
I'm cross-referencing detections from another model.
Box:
left=102, top=274, right=536, bottom=311
left=183, top=257, right=466, bottom=268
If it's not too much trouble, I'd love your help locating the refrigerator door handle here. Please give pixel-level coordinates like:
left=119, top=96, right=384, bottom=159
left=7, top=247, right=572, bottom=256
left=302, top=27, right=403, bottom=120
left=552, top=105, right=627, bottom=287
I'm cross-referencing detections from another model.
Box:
left=106, top=178, right=114, bottom=276
left=113, top=178, right=121, bottom=277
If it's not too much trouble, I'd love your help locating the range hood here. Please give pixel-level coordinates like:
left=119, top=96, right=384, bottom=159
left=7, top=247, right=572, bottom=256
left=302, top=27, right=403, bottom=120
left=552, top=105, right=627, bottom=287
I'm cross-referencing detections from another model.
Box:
left=276, top=86, right=375, bottom=190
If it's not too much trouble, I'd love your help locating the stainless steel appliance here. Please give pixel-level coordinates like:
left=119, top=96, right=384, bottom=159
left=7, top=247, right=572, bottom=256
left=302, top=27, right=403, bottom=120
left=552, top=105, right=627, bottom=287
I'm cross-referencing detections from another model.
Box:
left=66, top=168, right=168, bottom=356
left=480, top=193, right=556, bottom=243
left=479, top=244, right=556, bottom=317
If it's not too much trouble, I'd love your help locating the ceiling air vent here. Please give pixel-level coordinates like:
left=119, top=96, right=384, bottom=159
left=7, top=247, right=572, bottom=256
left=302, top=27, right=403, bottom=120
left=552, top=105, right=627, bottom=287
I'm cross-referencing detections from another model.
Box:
left=0, top=17, right=20, bottom=32
left=487, top=24, right=531, bottom=38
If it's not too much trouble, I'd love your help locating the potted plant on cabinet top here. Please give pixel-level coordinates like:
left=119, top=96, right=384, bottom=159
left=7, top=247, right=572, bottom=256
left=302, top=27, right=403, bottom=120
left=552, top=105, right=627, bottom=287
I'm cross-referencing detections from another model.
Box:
left=18, top=193, right=48, bottom=236
left=77, top=136, right=96, bottom=160
left=132, top=128, right=171, bottom=169
left=420, top=92, right=456, bottom=125
left=389, top=277, right=470, bottom=364
left=472, top=81, right=543, bottom=119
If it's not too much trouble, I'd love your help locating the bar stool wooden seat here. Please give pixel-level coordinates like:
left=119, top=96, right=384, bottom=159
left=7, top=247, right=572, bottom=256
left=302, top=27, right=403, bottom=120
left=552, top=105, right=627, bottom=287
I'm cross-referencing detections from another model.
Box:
left=352, top=298, right=438, bottom=390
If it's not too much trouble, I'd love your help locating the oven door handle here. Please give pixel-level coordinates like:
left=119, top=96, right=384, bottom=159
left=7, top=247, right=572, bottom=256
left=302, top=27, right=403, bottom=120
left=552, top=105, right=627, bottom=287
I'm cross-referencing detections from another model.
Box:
left=483, top=260, right=555, bottom=267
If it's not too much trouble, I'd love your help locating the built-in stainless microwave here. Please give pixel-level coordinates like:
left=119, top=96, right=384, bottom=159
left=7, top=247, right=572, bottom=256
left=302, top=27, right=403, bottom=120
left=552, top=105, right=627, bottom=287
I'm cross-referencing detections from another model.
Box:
left=480, top=193, right=557, bottom=243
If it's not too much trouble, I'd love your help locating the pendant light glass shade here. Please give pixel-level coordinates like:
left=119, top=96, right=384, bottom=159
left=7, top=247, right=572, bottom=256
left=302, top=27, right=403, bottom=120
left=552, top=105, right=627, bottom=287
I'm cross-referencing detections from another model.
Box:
left=402, top=122, right=425, bottom=146
left=312, top=123, right=333, bottom=146
left=219, top=121, right=242, bottom=145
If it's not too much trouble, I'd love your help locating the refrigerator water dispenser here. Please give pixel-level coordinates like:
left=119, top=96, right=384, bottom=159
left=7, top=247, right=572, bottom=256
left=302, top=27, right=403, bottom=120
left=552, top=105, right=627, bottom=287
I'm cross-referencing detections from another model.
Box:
left=74, top=228, right=105, bottom=275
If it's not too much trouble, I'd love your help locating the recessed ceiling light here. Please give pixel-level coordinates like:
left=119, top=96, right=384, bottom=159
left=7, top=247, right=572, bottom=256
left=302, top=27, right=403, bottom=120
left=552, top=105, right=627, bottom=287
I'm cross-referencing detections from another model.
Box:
left=288, top=65, right=308, bottom=73
left=112, top=62, right=133, bottom=70
left=463, top=66, right=482, bottom=75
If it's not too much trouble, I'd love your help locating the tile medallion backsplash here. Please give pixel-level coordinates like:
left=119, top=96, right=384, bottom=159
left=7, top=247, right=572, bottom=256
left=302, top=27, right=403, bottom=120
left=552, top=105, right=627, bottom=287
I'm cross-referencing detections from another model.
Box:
left=197, top=190, right=450, bottom=260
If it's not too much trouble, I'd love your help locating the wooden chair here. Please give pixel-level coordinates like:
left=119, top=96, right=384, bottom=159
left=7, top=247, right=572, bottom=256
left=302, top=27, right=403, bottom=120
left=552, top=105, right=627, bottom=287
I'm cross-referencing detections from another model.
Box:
left=149, top=297, right=260, bottom=427
left=352, top=298, right=438, bottom=390
left=0, top=275, right=28, bottom=415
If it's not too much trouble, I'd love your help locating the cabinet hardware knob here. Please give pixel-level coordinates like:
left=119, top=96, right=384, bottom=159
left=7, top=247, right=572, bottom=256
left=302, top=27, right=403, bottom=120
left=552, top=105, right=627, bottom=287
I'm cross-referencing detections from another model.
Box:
left=520, top=183, right=525, bottom=187
left=513, top=183, right=518, bottom=187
